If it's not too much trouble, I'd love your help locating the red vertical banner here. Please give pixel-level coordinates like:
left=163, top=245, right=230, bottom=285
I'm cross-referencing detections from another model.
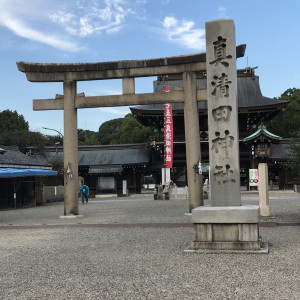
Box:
left=163, top=85, right=171, bottom=93
left=164, top=103, right=173, bottom=168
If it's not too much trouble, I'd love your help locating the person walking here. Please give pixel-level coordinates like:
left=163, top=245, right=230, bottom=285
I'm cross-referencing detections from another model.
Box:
left=80, top=184, right=89, bottom=204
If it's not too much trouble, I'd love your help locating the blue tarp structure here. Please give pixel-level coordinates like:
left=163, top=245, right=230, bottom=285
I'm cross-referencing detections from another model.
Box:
left=0, top=168, right=58, bottom=178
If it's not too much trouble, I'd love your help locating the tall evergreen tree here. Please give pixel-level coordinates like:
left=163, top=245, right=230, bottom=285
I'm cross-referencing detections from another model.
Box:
left=110, top=114, right=156, bottom=144
left=268, top=88, right=300, bottom=137
left=0, top=109, right=29, bottom=132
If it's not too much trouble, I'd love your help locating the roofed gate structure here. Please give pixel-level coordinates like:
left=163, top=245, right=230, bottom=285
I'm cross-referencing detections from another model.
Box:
left=130, top=69, right=288, bottom=187
left=18, top=19, right=267, bottom=252
left=17, top=21, right=246, bottom=217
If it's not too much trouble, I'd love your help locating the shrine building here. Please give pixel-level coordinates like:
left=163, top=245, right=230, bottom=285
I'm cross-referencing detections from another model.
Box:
left=130, top=67, right=291, bottom=189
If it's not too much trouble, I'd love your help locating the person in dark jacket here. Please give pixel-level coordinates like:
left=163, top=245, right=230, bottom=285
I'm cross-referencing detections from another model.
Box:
left=80, top=184, right=89, bottom=204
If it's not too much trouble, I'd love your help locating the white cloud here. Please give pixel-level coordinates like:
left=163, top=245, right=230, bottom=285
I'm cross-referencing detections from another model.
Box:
left=0, top=0, right=81, bottom=51
left=97, top=107, right=129, bottom=115
left=48, top=0, right=134, bottom=37
left=0, top=0, right=139, bottom=51
left=0, top=13, right=80, bottom=52
left=217, top=6, right=231, bottom=19
left=162, top=16, right=205, bottom=50
left=84, top=87, right=122, bottom=96
left=163, top=16, right=177, bottom=28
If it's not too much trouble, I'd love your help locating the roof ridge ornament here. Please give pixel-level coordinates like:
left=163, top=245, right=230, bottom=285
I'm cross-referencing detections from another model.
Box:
left=243, top=123, right=283, bottom=143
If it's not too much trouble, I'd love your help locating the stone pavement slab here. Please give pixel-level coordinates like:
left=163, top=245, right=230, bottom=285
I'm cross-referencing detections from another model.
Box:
left=0, top=192, right=299, bottom=299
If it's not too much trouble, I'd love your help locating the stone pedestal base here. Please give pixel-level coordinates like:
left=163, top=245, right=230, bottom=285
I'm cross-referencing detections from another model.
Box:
left=191, top=205, right=262, bottom=251
left=59, top=215, right=84, bottom=219
left=192, top=241, right=261, bottom=251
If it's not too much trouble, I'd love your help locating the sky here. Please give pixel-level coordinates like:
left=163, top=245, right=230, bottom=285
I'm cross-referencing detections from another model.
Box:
left=0, top=0, right=299, bottom=136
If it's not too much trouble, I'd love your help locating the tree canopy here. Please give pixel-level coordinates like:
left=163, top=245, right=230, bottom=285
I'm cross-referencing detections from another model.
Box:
left=267, top=88, right=300, bottom=181
left=0, top=109, right=157, bottom=156
left=44, top=135, right=63, bottom=146
left=288, top=132, right=300, bottom=181
left=109, top=114, right=156, bottom=145
left=78, top=129, right=100, bottom=145
left=268, top=88, right=300, bottom=138
left=0, top=130, right=47, bottom=155
left=97, top=118, right=123, bottom=145
left=0, top=110, right=29, bottom=132
left=0, top=110, right=46, bottom=155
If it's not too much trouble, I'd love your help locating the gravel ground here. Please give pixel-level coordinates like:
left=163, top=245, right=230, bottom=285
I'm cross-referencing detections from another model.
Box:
left=0, top=192, right=299, bottom=299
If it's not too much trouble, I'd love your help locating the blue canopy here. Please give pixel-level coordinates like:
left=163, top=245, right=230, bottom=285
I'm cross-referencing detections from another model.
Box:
left=0, top=168, right=58, bottom=178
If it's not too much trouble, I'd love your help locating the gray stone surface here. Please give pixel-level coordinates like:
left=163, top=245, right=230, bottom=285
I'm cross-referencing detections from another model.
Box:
left=192, top=205, right=259, bottom=223
left=206, top=19, right=241, bottom=206
left=16, top=45, right=246, bottom=74
left=193, top=223, right=259, bottom=242
left=0, top=192, right=299, bottom=299
left=183, top=71, right=203, bottom=211
left=259, top=163, right=270, bottom=216
left=192, top=223, right=260, bottom=251
left=63, top=80, right=79, bottom=216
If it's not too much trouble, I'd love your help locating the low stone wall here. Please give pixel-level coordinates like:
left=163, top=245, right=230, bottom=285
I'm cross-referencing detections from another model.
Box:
left=169, top=186, right=188, bottom=200
left=43, top=185, right=64, bottom=203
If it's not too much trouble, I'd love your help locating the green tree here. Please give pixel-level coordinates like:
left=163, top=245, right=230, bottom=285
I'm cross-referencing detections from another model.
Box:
left=97, top=118, right=123, bottom=145
left=0, top=130, right=47, bottom=155
left=268, top=88, right=300, bottom=138
left=0, top=110, right=29, bottom=132
left=267, top=88, right=300, bottom=182
left=78, top=129, right=100, bottom=145
left=288, top=131, right=300, bottom=181
left=45, top=135, right=63, bottom=146
left=110, top=114, right=156, bottom=144
left=48, top=155, right=64, bottom=175
left=0, top=110, right=47, bottom=155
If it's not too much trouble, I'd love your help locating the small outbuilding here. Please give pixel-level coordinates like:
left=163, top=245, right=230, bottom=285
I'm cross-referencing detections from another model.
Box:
left=0, top=146, right=57, bottom=209
left=46, top=143, right=150, bottom=196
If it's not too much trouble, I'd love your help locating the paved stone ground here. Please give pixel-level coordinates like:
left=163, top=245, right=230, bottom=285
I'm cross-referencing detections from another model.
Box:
left=0, top=192, right=299, bottom=299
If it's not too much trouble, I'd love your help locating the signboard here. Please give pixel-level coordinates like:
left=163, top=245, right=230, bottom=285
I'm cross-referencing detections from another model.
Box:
left=164, top=86, right=173, bottom=169
left=98, top=177, right=115, bottom=190
left=122, top=180, right=127, bottom=195
left=255, top=143, right=270, bottom=158
left=249, top=169, right=259, bottom=186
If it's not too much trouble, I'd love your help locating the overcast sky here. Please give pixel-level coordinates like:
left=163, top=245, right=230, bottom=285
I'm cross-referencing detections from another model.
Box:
left=0, top=0, right=299, bottom=135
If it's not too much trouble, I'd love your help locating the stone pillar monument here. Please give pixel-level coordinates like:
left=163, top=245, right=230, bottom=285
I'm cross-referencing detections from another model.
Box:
left=189, top=19, right=262, bottom=252
left=258, top=163, right=270, bottom=217
left=206, top=21, right=241, bottom=207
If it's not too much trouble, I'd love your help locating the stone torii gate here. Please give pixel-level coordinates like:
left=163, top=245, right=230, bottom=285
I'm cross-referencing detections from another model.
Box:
left=17, top=39, right=245, bottom=216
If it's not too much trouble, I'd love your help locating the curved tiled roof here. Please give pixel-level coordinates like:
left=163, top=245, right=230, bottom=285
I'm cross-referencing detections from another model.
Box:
left=77, top=148, right=149, bottom=166
left=0, top=146, right=49, bottom=167
left=46, top=144, right=149, bottom=167
left=130, top=75, right=288, bottom=114
left=243, top=124, right=283, bottom=142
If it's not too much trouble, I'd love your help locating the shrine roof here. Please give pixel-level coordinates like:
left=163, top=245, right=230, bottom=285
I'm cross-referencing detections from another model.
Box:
left=130, top=74, right=289, bottom=114
left=0, top=146, right=50, bottom=168
left=242, top=124, right=283, bottom=143
left=46, top=144, right=149, bottom=167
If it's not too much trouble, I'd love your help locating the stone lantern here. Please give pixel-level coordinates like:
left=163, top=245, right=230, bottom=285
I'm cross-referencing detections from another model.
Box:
left=243, top=124, right=282, bottom=199
left=243, top=124, right=282, bottom=166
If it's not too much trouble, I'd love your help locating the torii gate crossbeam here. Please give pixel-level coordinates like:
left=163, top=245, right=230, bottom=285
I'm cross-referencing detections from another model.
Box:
left=17, top=45, right=245, bottom=216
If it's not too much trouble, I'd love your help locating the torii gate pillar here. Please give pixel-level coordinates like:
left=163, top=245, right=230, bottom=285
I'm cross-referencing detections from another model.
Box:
left=183, top=72, right=203, bottom=211
left=63, top=80, right=79, bottom=215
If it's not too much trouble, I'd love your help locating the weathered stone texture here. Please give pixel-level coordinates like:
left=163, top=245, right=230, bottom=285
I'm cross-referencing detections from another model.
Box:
left=206, top=19, right=241, bottom=206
